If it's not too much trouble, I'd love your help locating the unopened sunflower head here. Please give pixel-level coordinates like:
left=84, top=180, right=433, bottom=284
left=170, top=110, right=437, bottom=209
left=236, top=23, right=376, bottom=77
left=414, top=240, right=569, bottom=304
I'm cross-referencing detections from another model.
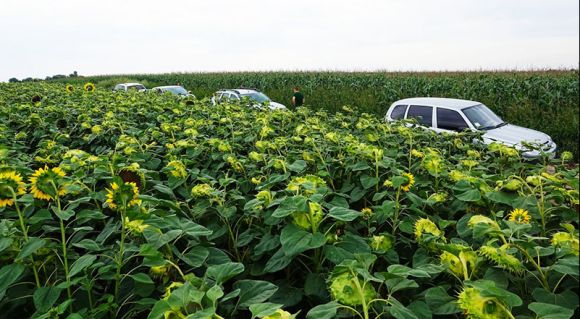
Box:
left=427, top=192, right=447, bottom=203
left=467, top=150, right=481, bottom=159
left=361, top=207, right=373, bottom=219
left=248, top=151, right=264, bottom=162
left=551, top=232, right=579, bottom=256
left=256, top=190, right=273, bottom=206
left=286, top=175, right=326, bottom=196
left=414, top=218, right=446, bottom=249
left=29, top=166, right=67, bottom=201
left=478, top=245, right=523, bottom=274
left=329, top=272, right=377, bottom=306
left=440, top=251, right=464, bottom=277
left=0, top=171, right=27, bottom=207
left=251, top=176, right=264, bottom=185
left=457, top=286, right=513, bottom=319
left=263, top=309, right=294, bottom=319
left=461, top=159, right=479, bottom=169
left=150, top=264, right=171, bottom=280
left=502, top=179, right=523, bottom=192
left=105, top=181, right=141, bottom=210
left=191, top=183, right=214, bottom=198
left=292, top=202, right=324, bottom=231
left=561, top=151, right=573, bottom=162
left=165, top=160, right=187, bottom=179
left=370, top=234, right=394, bottom=252
left=411, top=149, right=424, bottom=158
left=124, top=217, right=149, bottom=235
left=423, top=156, right=443, bottom=175
left=459, top=250, right=479, bottom=278
left=525, top=175, right=543, bottom=187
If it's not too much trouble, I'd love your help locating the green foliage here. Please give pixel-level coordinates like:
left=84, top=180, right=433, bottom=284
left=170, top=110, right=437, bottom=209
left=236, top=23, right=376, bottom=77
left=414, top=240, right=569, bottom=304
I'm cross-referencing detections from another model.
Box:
left=0, top=82, right=578, bottom=318
left=51, top=70, right=580, bottom=158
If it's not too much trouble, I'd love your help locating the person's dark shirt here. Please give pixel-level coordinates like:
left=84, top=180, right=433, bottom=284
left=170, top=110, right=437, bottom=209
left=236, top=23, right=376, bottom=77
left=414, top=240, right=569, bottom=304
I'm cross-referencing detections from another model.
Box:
left=293, top=91, right=304, bottom=107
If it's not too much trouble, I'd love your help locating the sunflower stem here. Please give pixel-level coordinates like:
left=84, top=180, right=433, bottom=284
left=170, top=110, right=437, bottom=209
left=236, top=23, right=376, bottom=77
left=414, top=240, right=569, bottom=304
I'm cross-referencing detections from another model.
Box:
left=391, top=188, right=401, bottom=236
left=115, top=208, right=127, bottom=304
left=11, top=189, right=41, bottom=288
left=351, top=270, right=370, bottom=319
left=57, top=196, right=73, bottom=311
left=509, top=243, right=550, bottom=291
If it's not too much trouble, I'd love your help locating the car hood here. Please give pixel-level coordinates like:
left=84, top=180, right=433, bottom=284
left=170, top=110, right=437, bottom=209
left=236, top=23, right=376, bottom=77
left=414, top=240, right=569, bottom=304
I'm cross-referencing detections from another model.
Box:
left=482, top=124, right=552, bottom=148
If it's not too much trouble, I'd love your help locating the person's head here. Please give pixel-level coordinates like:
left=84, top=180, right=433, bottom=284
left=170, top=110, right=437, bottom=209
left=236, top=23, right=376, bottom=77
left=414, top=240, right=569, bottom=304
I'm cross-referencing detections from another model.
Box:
left=293, top=86, right=300, bottom=92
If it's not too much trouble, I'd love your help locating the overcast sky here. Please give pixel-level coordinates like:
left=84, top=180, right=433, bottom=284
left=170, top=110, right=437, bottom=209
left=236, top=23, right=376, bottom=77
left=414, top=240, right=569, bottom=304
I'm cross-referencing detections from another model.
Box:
left=0, top=0, right=578, bottom=81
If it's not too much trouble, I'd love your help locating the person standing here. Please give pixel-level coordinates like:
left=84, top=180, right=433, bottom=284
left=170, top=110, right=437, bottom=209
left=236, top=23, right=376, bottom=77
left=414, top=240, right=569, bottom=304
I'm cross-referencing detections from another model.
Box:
left=291, top=87, right=305, bottom=109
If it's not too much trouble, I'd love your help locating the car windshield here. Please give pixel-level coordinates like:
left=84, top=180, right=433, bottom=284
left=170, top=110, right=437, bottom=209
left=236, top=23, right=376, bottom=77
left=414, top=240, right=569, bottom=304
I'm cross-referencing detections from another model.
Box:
left=164, top=86, right=188, bottom=95
left=240, top=92, right=270, bottom=103
left=127, top=85, right=145, bottom=91
left=462, top=104, right=505, bottom=130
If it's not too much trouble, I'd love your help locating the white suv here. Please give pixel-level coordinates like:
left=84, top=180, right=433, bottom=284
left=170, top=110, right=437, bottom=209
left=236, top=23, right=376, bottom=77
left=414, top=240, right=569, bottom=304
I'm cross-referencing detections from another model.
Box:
left=151, top=85, right=195, bottom=98
left=385, top=97, right=557, bottom=159
left=211, top=89, right=286, bottom=110
left=113, top=83, right=147, bottom=92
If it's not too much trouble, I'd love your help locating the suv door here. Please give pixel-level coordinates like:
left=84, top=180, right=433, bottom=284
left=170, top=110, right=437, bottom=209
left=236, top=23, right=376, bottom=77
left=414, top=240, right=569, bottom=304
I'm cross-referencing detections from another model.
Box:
left=435, top=108, right=470, bottom=132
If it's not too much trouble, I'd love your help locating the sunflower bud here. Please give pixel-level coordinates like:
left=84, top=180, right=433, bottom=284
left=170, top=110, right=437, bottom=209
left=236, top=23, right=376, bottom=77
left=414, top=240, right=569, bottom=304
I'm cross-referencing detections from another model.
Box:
left=503, top=179, right=522, bottom=191
left=329, top=272, right=377, bottom=306
left=457, top=286, right=514, bottom=319
left=370, top=234, right=394, bottom=252
left=478, top=245, right=523, bottom=274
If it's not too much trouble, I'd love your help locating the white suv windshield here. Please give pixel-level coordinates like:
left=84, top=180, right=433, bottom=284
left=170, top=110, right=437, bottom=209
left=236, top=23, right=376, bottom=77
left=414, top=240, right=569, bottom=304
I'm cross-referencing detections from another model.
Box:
left=164, top=87, right=188, bottom=95
left=462, top=104, right=505, bottom=130
left=241, top=92, right=270, bottom=103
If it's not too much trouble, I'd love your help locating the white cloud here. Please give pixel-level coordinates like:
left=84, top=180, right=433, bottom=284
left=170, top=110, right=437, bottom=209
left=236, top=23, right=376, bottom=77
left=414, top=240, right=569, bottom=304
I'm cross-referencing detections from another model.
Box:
left=0, top=0, right=577, bottom=80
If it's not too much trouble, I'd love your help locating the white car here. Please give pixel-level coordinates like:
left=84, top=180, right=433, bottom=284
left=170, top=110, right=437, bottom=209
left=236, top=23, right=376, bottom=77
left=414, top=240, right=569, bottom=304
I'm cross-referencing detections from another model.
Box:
left=211, top=89, right=286, bottom=110
left=384, top=97, right=557, bottom=159
left=113, top=83, right=147, bottom=92
left=152, top=85, right=195, bottom=98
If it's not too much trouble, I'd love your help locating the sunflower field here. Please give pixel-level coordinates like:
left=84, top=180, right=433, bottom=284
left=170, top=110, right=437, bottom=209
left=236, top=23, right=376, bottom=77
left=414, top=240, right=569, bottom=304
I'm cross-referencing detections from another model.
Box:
left=0, top=82, right=578, bottom=319
left=51, top=70, right=580, bottom=159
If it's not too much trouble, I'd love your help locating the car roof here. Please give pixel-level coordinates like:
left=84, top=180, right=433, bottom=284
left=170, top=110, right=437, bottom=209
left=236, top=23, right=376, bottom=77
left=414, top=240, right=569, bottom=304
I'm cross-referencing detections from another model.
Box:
left=153, top=86, right=183, bottom=89
left=218, top=89, right=260, bottom=95
left=118, top=83, right=144, bottom=86
left=393, top=97, right=480, bottom=110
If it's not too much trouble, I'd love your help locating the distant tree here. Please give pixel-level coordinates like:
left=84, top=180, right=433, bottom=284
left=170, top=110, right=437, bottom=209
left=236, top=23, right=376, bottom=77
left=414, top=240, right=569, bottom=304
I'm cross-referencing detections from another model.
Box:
left=22, top=77, right=33, bottom=82
left=8, top=78, right=19, bottom=83
left=45, top=76, right=52, bottom=81
left=70, top=71, right=78, bottom=77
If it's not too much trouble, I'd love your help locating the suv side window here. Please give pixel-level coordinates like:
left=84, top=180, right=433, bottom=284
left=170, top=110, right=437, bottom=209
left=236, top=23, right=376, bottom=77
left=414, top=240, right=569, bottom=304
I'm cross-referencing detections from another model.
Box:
left=406, top=105, right=433, bottom=126
left=390, top=105, right=407, bottom=120
left=437, top=108, right=469, bottom=131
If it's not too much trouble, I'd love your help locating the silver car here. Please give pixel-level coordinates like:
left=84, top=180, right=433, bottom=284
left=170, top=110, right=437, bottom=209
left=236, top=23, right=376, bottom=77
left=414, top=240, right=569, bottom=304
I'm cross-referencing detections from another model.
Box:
left=152, top=85, right=195, bottom=98
left=211, top=89, right=286, bottom=110
left=384, top=97, right=557, bottom=159
left=113, top=83, right=147, bottom=92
